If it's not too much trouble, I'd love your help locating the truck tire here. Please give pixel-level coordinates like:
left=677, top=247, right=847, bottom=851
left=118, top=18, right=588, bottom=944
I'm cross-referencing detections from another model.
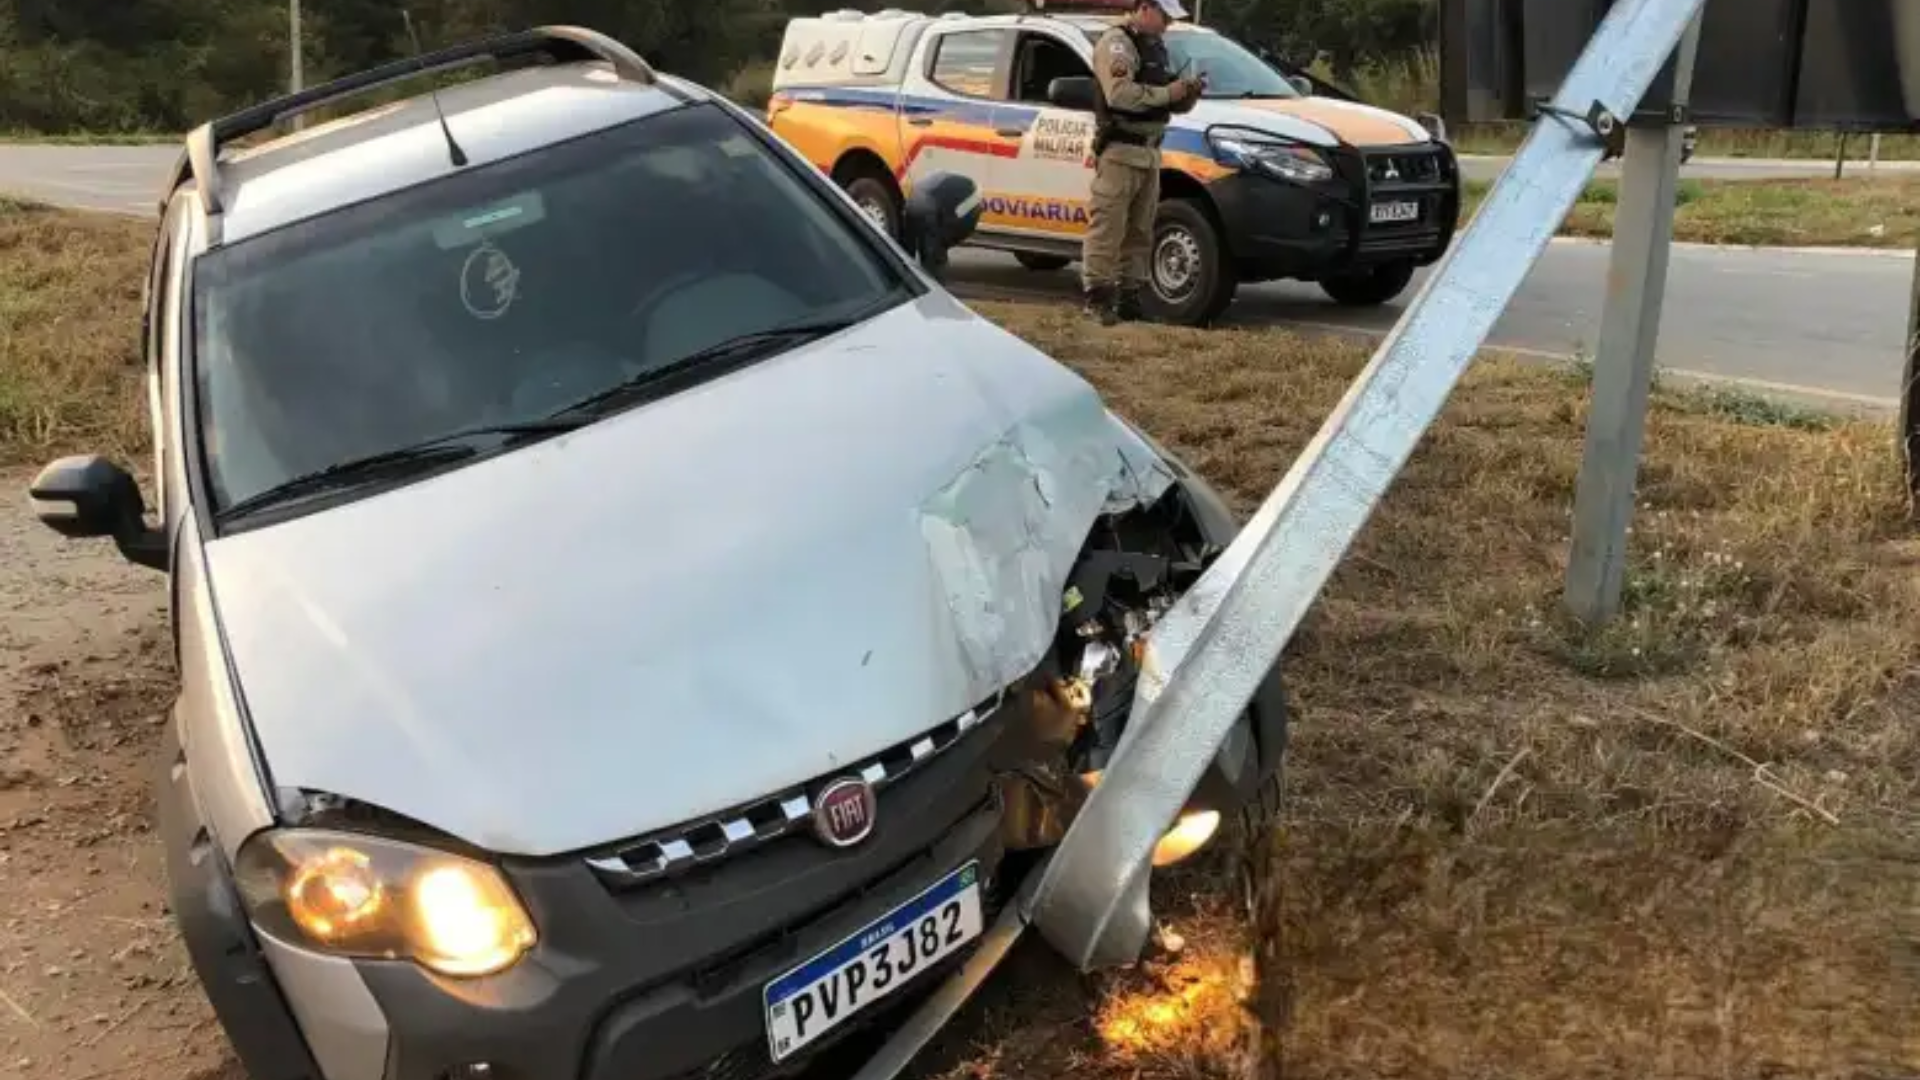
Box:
left=1014, top=252, right=1073, bottom=272
left=842, top=173, right=902, bottom=241
left=1143, top=197, right=1237, bottom=327
left=1319, top=260, right=1416, bottom=307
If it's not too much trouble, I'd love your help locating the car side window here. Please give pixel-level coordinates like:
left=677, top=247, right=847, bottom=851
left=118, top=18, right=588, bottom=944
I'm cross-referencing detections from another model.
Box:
left=1011, top=32, right=1092, bottom=106
left=929, top=29, right=1009, bottom=99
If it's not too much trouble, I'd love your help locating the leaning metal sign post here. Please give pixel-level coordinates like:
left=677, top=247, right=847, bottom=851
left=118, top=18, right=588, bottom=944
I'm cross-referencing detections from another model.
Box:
left=850, top=0, right=1713, bottom=1074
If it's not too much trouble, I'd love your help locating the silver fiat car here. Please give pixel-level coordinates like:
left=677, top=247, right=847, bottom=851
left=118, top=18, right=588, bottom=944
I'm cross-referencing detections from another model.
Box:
left=27, top=26, right=1289, bottom=1080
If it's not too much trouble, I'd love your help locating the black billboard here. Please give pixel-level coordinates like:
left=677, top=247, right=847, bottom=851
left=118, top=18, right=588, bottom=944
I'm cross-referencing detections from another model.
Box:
left=1441, top=0, right=1920, bottom=130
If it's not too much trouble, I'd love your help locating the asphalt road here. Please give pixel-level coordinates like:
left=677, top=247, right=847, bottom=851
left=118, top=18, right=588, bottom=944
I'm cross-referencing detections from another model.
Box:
left=953, top=242, right=1912, bottom=408
left=0, top=143, right=1911, bottom=409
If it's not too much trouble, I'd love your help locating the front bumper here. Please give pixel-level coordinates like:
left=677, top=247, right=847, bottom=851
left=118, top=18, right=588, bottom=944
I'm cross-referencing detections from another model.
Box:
left=1209, top=141, right=1462, bottom=280
left=169, top=685, right=1022, bottom=1080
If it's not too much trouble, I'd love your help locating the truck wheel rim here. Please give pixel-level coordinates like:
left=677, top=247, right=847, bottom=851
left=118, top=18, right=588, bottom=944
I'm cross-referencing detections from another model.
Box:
left=858, top=196, right=891, bottom=231
left=1152, top=227, right=1202, bottom=302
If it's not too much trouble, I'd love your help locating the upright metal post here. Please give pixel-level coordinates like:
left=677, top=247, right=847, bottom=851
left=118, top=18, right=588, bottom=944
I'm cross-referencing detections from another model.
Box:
left=1904, top=248, right=1920, bottom=516
left=1871, top=132, right=1884, bottom=175
left=1562, top=11, right=1704, bottom=625
left=1835, top=132, right=1849, bottom=179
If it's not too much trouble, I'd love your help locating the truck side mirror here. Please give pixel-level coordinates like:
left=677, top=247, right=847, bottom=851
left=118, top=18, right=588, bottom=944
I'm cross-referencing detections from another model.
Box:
left=1287, top=75, right=1314, bottom=97
left=900, top=172, right=982, bottom=282
left=1047, top=76, right=1097, bottom=111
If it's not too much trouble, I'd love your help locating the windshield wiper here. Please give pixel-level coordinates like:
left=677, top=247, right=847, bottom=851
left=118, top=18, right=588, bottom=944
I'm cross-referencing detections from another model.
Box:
left=218, top=419, right=583, bottom=520
left=544, top=318, right=857, bottom=424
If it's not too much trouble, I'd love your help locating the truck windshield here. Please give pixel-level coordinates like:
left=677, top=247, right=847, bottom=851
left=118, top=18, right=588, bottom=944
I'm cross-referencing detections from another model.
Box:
left=1081, top=27, right=1304, bottom=100
left=191, top=100, right=908, bottom=517
left=1165, top=31, right=1303, bottom=99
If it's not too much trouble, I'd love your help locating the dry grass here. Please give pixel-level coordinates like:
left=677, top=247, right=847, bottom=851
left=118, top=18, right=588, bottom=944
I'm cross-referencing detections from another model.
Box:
left=1463, top=175, right=1920, bottom=248
left=941, top=301, right=1920, bottom=1080
left=0, top=200, right=149, bottom=465
left=2, top=203, right=1916, bottom=1079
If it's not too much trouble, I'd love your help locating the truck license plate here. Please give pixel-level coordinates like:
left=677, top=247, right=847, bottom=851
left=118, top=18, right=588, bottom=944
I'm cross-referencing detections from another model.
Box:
left=764, top=862, right=984, bottom=1063
left=1370, top=199, right=1421, bottom=224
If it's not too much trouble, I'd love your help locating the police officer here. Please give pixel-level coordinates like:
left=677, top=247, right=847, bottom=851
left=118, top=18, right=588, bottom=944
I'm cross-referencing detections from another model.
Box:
left=1083, top=0, right=1203, bottom=326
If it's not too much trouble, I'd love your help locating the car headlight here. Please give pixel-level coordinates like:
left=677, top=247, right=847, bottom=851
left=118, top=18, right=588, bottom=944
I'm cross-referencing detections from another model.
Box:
left=1210, top=135, right=1334, bottom=184
left=234, top=829, right=537, bottom=978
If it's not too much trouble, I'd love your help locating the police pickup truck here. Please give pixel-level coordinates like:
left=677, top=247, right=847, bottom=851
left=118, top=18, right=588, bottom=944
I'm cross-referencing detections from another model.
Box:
left=767, top=0, right=1462, bottom=326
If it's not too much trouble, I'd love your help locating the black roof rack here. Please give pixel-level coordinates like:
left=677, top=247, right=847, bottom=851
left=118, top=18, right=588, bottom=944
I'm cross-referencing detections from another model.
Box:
left=162, top=25, right=657, bottom=216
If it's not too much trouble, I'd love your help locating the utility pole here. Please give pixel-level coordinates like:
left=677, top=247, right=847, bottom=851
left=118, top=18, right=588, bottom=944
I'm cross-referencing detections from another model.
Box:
left=1562, top=10, right=1705, bottom=625
left=289, top=0, right=305, bottom=128
left=290, top=0, right=304, bottom=93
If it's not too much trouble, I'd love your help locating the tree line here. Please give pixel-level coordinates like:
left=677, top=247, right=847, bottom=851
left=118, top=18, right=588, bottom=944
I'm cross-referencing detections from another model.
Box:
left=0, top=0, right=1433, bottom=134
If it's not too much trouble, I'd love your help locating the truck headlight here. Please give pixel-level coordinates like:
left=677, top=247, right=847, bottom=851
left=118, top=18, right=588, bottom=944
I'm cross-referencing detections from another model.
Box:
left=234, top=829, right=537, bottom=978
left=1210, top=135, right=1334, bottom=184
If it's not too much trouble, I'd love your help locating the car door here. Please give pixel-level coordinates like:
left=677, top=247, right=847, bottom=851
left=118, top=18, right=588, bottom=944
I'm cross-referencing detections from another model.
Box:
left=898, top=26, right=1022, bottom=225
left=995, top=28, right=1104, bottom=243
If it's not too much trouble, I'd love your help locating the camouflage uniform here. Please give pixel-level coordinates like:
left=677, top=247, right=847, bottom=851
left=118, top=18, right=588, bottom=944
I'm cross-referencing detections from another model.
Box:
left=1083, top=21, right=1195, bottom=324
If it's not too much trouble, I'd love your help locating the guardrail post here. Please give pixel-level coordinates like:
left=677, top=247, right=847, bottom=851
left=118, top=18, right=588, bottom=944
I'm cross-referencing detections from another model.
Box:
left=1562, top=10, right=1704, bottom=626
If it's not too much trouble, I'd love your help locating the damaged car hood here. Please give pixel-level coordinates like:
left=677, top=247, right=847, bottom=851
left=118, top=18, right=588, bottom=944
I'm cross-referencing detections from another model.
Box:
left=203, top=294, right=1174, bottom=858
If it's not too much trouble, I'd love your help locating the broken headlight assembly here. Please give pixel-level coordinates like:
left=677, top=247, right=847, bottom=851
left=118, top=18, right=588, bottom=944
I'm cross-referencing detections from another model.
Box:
left=998, top=488, right=1228, bottom=868
left=233, top=829, right=537, bottom=977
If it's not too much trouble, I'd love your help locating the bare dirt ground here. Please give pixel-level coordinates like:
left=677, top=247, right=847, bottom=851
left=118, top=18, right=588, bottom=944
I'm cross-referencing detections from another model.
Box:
left=0, top=468, right=241, bottom=1080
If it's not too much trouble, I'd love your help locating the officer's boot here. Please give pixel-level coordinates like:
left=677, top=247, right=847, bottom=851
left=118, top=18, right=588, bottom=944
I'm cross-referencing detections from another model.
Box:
left=1083, top=284, right=1119, bottom=327
left=1114, top=283, right=1145, bottom=324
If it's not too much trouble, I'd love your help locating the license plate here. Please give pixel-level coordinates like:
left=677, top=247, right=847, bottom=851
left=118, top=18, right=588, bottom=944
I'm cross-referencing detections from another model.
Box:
left=1370, top=199, right=1421, bottom=224
left=764, top=862, right=984, bottom=1063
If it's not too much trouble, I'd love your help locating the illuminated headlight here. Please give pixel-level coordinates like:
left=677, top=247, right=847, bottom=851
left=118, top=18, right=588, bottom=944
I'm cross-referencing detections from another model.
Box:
left=1210, top=135, right=1334, bottom=184
left=234, top=830, right=537, bottom=978
left=1079, top=772, right=1224, bottom=868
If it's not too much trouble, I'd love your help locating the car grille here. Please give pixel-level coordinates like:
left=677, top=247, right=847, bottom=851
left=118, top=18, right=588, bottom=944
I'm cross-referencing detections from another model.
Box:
left=1363, top=144, right=1448, bottom=188
left=584, top=690, right=1007, bottom=889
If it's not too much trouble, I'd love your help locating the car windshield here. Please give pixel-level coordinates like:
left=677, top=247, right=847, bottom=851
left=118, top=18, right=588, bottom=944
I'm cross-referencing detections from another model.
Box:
left=191, top=100, right=908, bottom=517
left=1081, top=26, right=1302, bottom=100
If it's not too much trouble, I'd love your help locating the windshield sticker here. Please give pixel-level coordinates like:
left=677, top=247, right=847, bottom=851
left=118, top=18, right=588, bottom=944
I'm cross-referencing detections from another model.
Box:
left=460, top=241, right=521, bottom=321
left=431, top=190, right=547, bottom=250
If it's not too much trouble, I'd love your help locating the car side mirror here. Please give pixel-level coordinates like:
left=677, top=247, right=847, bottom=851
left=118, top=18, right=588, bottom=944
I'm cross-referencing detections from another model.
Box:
left=1288, top=75, right=1314, bottom=97
left=28, top=455, right=168, bottom=571
left=900, top=171, right=982, bottom=282
left=1047, top=76, right=1097, bottom=111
